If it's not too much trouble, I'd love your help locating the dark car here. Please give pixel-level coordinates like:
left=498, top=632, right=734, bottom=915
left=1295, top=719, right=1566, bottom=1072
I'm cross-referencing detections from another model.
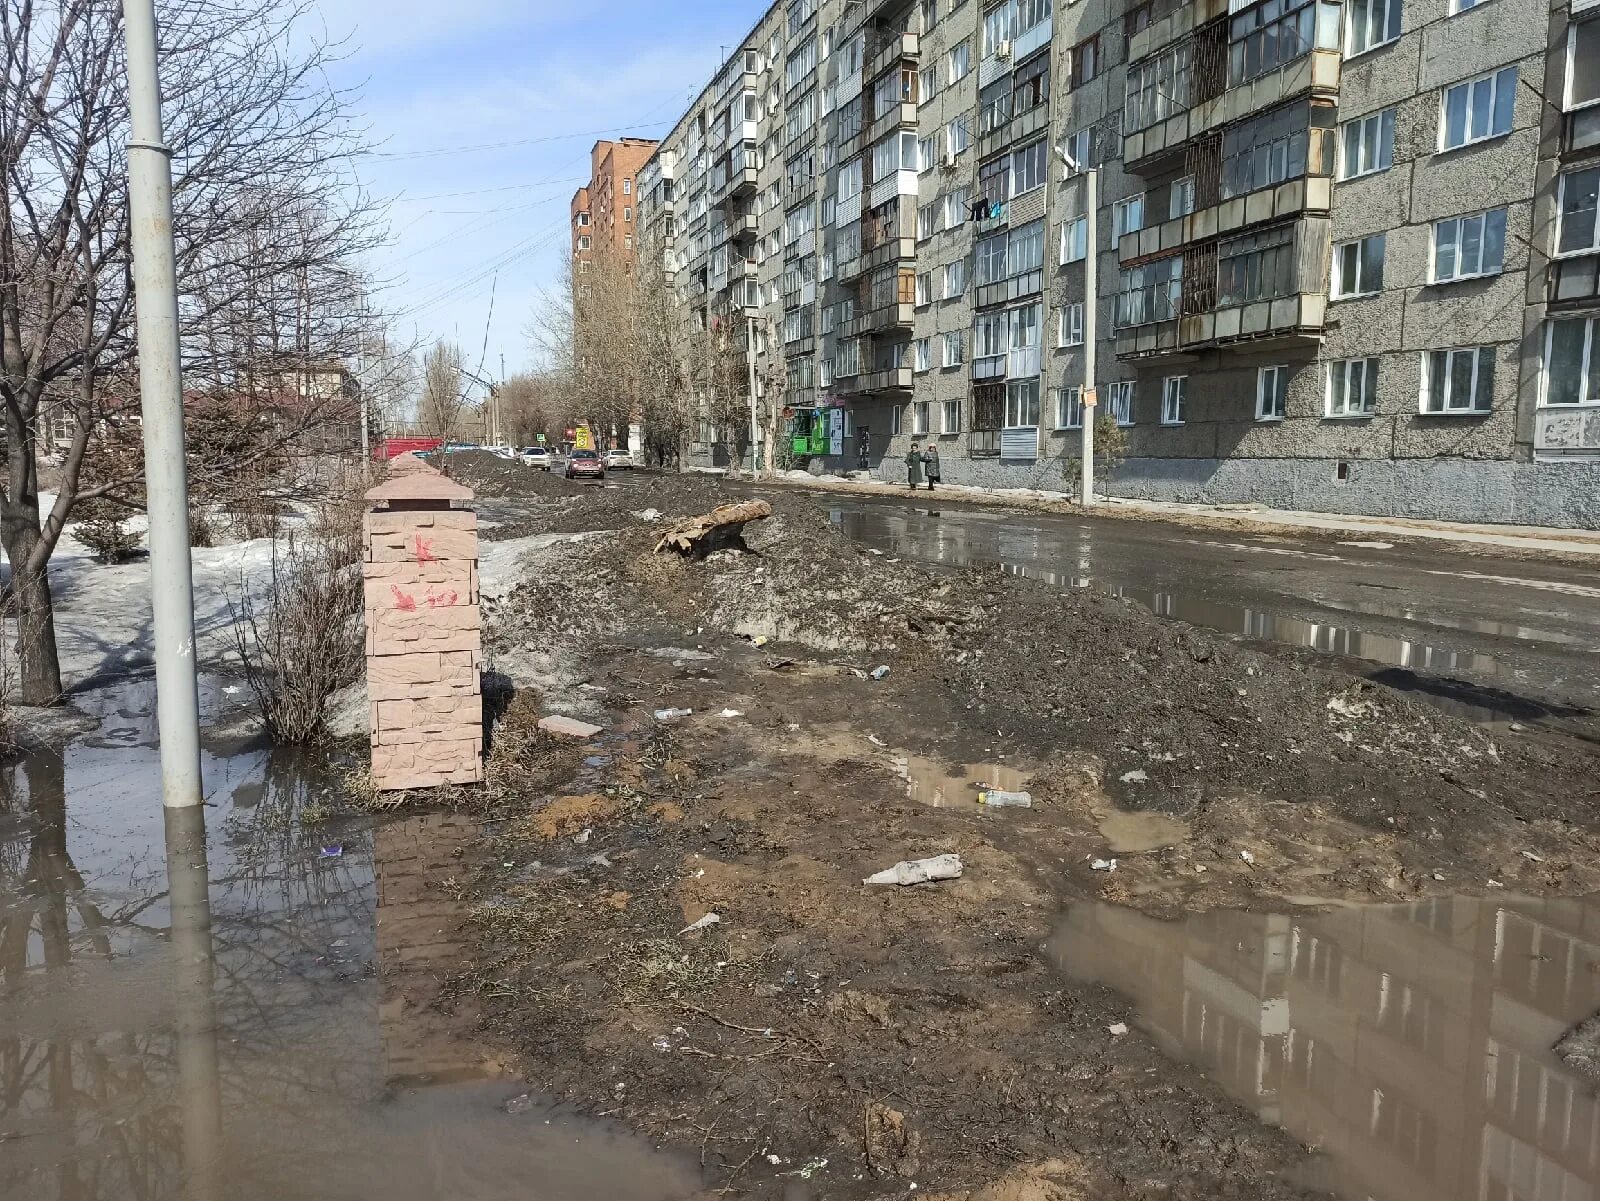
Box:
left=565, top=449, right=606, bottom=481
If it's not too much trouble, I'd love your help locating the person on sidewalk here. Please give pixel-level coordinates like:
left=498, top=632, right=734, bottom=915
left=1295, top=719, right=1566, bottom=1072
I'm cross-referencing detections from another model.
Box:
left=905, top=442, right=924, bottom=491
left=923, top=442, right=941, bottom=491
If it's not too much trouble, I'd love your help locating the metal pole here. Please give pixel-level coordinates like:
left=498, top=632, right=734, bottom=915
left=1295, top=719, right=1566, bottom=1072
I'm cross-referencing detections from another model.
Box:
left=746, top=316, right=759, bottom=476
left=358, top=300, right=371, bottom=477
left=165, top=805, right=223, bottom=1200
left=1080, top=167, right=1098, bottom=508
left=123, top=0, right=203, bottom=809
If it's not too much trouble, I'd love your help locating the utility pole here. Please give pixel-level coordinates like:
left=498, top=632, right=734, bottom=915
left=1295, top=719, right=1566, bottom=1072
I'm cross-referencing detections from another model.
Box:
left=1081, top=166, right=1099, bottom=508
left=123, top=0, right=203, bottom=809
left=746, top=316, right=760, bottom=476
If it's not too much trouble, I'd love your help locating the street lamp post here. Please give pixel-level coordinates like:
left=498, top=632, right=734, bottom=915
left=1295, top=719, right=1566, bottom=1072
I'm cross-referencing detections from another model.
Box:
left=1056, top=146, right=1098, bottom=508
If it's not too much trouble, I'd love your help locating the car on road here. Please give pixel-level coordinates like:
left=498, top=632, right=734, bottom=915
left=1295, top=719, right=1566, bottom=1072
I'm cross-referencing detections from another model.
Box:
left=565, top=449, right=606, bottom=481
left=520, top=446, right=552, bottom=470
left=603, top=448, right=635, bottom=470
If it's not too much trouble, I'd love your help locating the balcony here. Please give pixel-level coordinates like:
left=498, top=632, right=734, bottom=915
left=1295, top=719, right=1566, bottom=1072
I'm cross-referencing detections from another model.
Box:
left=860, top=367, right=913, bottom=393
left=858, top=234, right=915, bottom=276
left=1128, top=0, right=1227, bottom=65
left=865, top=100, right=918, bottom=146
left=1118, top=174, right=1333, bottom=265
left=728, top=208, right=760, bottom=241
left=862, top=300, right=914, bottom=332
left=867, top=31, right=919, bottom=81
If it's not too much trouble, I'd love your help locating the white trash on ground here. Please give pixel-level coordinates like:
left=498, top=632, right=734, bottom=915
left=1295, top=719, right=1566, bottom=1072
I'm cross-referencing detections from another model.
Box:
left=977, top=789, right=1032, bottom=808
left=863, top=854, right=964, bottom=887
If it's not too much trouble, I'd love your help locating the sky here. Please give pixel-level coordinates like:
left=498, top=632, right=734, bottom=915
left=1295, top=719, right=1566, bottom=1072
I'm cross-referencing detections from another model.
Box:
left=314, top=0, right=761, bottom=388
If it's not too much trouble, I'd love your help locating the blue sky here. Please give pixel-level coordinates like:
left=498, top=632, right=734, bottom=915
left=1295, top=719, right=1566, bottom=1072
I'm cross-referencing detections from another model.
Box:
left=316, top=0, right=761, bottom=383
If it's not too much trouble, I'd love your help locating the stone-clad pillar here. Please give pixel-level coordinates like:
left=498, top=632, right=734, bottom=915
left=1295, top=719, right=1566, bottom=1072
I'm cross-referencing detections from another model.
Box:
left=363, top=455, right=485, bottom=790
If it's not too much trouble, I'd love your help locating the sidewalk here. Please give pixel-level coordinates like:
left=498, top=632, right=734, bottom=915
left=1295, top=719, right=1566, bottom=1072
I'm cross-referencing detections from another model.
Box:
left=764, top=469, right=1600, bottom=561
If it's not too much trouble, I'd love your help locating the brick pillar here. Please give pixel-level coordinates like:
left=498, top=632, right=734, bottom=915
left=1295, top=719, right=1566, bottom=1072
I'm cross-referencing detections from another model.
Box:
left=363, top=455, right=485, bottom=790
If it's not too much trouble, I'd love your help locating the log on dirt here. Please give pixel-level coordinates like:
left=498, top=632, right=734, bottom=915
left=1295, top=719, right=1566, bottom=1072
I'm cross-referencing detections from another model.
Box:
left=653, top=501, right=773, bottom=558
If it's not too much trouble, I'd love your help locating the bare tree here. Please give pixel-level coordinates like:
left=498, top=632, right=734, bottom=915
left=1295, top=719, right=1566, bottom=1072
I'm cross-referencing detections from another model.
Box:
left=418, top=340, right=467, bottom=443
left=0, top=0, right=387, bottom=704
left=497, top=372, right=557, bottom=447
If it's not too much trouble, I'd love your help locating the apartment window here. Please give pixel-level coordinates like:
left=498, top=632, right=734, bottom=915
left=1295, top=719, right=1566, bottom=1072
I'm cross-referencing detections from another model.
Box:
left=947, top=116, right=971, bottom=156
left=941, top=399, right=962, bottom=432
left=1117, top=255, right=1183, bottom=327
left=624, top=234, right=633, bottom=250
left=624, top=207, right=633, bottom=222
left=1014, top=54, right=1050, bottom=116
left=838, top=157, right=863, bottom=204
left=976, top=232, right=1008, bottom=284
left=948, top=41, right=970, bottom=83
left=983, top=3, right=1013, bottom=57
left=1060, top=128, right=1091, bottom=175
left=785, top=36, right=818, bottom=90
left=1345, top=0, right=1400, bottom=56
left=1107, top=380, right=1134, bottom=426
left=1231, top=0, right=1335, bottom=86
left=918, top=136, right=937, bottom=173
left=919, top=66, right=939, bottom=104
left=1332, top=233, right=1385, bottom=298
left=913, top=401, right=931, bottom=433
left=943, top=259, right=967, bottom=298
left=1170, top=176, right=1197, bottom=219
left=1432, top=208, right=1507, bottom=282
left=622, top=178, right=632, bottom=195
left=1113, top=194, right=1145, bottom=239
left=1257, top=365, right=1289, bottom=420
left=944, top=186, right=970, bottom=229
left=1126, top=43, right=1192, bottom=132
left=837, top=96, right=864, bottom=143
left=1567, top=21, right=1600, bottom=111
left=921, top=0, right=938, bottom=31
left=1005, top=379, right=1041, bottom=428
left=942, top=331, right=965, bottom=367
left=1339, top=109, right=1395, bottom=179
left=916, top=272, right=932, bottom=305
left=891, top=404, right=903, bottom=435
left=1219, top=224, right=1298, bottom=306
left=915, top=338, right=933, bottom=373
left=1557, top=166, right=1600, bottom=256
left=1161, top=375, right=1187, bottom=424
left=1011, top=139, right=1047, bottom=196
left=1544, top=316, right=1600, bottom=406
left=819, top=359, right=834, bottom=388
left=1326, top=357, right=1380, bottom=416
left=576, top=212, right=590, bottom=227
left=1058, top=303, right=1084, bottom=347
left=1421, top=346, right=1495, bottom=413
left=1007, top=302, right=1042, bottom=378
left=1071, top=37, right=1100, bottom=88
left=578, top=235, right=591, bottom=250
left=918, top=202, right=938, bottom=241
left=1440, top=67, right=1517, bottom=150
left=1055, top=385, right=1085, bottom=430
left=973, top=311, right=1008, bottom=377
left=1060, top=216, right=1088, bottom=264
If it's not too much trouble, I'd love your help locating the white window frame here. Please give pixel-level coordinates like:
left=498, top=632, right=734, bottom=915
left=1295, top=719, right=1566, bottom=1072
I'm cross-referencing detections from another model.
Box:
left=891, top=404, right=903, bottom=435
left=1331, top=233, right=1385, bottom=299
left=1338, top=109, right=1395, bottom=180
left=1565, top=21, right=1600, bottom=113
left=1256, top=365, right=1289, bottom=421
left=1060, top=216, right=1088, bottom=264
left=1430, top=208, right=1507, bottom=283
left=1054, top=385, right=1085, bottom=430
left=1161, top=375, right=1187, bottom=425
left=915, top=272, right=932, bottom=305
left=941, top=399, right=962, bottom=433
left=1438, top=66, right=1518, bottom=152
left=1344, top=0, right=1401, bottom=58
left=1420, top=346, right=1495, bottom=414
left=1449, top=0, right=1485, bottom=13
left=947, top=40, right=970, bottom=84
left=943, top=259, right=967, bottom=298
left=1113, top=194, right=1146, bottom=239
left=913, top=400, right=931, bottom=433
left=914, top=337, right=932, bottom=372
left=1541, top=316, right=1600, bottom=408
left=1556, top=165, right=1600, bottom=258
left=1107, top=380, right=1134, bottom=426
left=1057, top=303, right=1085, bottom=347
left=1325, top=357, right=1380, bottom=417
left=942, top=330, right=965, bottom=367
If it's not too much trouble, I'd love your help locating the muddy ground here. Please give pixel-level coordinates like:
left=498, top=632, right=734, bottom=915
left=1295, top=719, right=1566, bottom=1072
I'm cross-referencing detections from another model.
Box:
left=404, top=452, right=1600, bottom=1199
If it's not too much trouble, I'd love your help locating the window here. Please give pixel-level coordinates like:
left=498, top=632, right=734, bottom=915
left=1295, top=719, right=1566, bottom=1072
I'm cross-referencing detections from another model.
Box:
left=947, top=116, right=971, bottom=156
left=1113, top=194, right=1145, bottom=239
left=819, top=359, right=834, bottom=388
left=976, top=232, right=1008, bottom=285
left=941, top=399, right=962, bottom=432
left=1071, top=37, right=1100, bottom=88
left=891, top=404, right=903, bottom=435
left=1567, top=21, right=1600, bottom=112
left=1231, top=0, right=1335, bottom=86
left=1257, top=365, right=1289, bottom=420
left=1060, top=216, right=1088, bottom=264
left=916, top=273, right=932, bottom=305
left=785, top=36, right=818, bottom=89
left=1161, top=376, right=1187, bottom=424
left=623, top=207, right=633, bottom=222
left=948, top=41, right=970, bottom=83
left=1011, top=139, right=1047, bottom=196
left=973, top=311, right=1008, bottom=377
left=1117, top=255, right=1183, bottom=326
left=1421, top=346, right=1495, bottom=413
left=577, top=235, right=591, bottom=250
left=942, top=331, right=965, bottom=367
left=919, top=66, right=939, bottom=104
left=1557, top=166, right=1600, bottom=256
left=1007, top=302, right=1042, bottom=378
left=1060, top=128, right=1091, bottom=175
left=1440, top=67, right=1517, bottom=150
left=1170, top=176, right=1197, bottom=219
left=943, top=259, right=966, bottom=298
left=1055, top=385, right=1085, bottom=429
left=1058, top=303, right=1084, bottom=347
left=944, top=187, right=970, bottom=229
left=918, top=202, right=938, bottom=241
left=623, top=178, right=632, bottom=195
left=983, top=3, right=1013, bottom=56
left=1326, top=357, right=1380, bottom=416
left=1332, top=233, right=1385, bottom=298
left=1432, top=208, right=1507, bottom=282
left=838, top=157, right=863, bottom=204
left=918, top=136, right=937, bottom=173
left=576, top=212, right=590, bottom=227
left=1005, top=379, right=1041, bottom=428
left=1126, top=42, right=1191, bottom=132
left=1107, top=380, right=1134, bottom=426
left=1449, top=0, right=1483, bottom=13
left=913, top=401, right=931, bottom=432
left=921, top=0, right=938, bottom=31
left=1345, top=0, right=1401, bottom=56
left=1543, top=316, right=1600, bottom=406
left=1339, top=109, right=1395, bottom=179
left=624, top=234, right=633, bottom=250
left=1219, top=224, right=1298, bottom=306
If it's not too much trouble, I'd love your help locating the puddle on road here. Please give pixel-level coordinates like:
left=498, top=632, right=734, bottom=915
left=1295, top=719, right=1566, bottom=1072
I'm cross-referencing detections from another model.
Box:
left=891, top=754, right=1030, bottom=808
left=1051, top=893, right=1600, bottom=1201
left=0, top=677, right=700, bottom=1201
left=1095, top=809, right=1189, bottom=854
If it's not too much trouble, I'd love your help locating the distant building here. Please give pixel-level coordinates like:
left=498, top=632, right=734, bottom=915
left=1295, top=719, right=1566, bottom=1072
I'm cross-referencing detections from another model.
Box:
left=571, top=138, right=661, bottom=271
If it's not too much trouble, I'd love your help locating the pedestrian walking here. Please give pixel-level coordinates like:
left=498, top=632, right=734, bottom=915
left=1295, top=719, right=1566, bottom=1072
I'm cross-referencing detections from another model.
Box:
left=923, top=442, right=941, bottom=491
left=904, top=442, right=924, bottom=491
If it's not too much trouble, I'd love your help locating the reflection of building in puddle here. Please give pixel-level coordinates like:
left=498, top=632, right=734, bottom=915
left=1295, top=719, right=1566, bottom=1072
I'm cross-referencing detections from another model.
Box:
left=891, top=754, right=1030, bottom=808
left=1053, top=895, right=1600, bottom=1201
left=375, top=813, right=503, bottom=1085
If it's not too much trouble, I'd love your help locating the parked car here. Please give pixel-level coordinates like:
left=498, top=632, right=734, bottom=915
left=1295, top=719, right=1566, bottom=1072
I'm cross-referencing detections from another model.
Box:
left=520, top=446, right=552, bottom=470
left=565, top=449, right=606, bottom=481
left=603, top=448, right=635, bottom=470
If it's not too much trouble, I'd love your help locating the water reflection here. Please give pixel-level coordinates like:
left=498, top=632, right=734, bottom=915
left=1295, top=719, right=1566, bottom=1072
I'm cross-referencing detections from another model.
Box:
left=1052, top=895, right=1600, bottom=1201
left=0, top=680, right=700, bottom=1201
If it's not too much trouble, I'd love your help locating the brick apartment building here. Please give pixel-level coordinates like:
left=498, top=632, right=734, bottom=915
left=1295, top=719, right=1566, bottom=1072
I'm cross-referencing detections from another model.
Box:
left=571, top=137, right=661, bottom=269
left=637, top=0, right=1600, bottom=528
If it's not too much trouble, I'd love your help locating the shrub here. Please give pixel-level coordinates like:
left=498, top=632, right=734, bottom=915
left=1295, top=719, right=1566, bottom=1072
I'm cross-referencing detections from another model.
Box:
left=72, top=500, right=144, bottom=563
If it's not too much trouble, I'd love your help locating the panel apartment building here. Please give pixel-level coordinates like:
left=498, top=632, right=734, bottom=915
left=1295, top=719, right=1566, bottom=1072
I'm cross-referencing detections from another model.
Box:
left=636, top=0, right=1600, bottom=526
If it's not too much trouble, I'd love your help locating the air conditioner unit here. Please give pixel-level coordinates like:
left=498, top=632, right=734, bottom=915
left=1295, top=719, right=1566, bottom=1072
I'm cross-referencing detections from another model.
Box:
left=942, top=147, right=959, bottom=170
left=995, top=40, right=1012, bottom=59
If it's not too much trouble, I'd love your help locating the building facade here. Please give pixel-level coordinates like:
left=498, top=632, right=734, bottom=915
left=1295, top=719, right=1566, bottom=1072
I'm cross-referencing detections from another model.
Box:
left=571, top=137, right=660, bottom=268
left=637, top=0, right=1600, bottom=527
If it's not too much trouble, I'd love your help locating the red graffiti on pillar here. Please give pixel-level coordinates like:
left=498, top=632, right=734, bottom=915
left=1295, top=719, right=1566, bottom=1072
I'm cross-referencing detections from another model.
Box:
left=390, top=585, right=417, bottom=611
left=414, top=534, right=436, bottom=563
left=425, top=587, right=459, bottom=610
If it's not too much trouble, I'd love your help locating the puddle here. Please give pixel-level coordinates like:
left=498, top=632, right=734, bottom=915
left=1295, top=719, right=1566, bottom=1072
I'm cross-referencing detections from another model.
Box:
left=0, top=678, right=700, bottom=1201
left=1095, top=808, right=1190, bottom=854
left=1051, top=894, right=1600, bottom=1201
left=891, top=754, right=1029, bottom=809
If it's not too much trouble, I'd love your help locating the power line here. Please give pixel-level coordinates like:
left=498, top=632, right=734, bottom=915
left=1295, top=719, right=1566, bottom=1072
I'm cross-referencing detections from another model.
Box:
left=366, top=120, right=670, bottom=161
left=395, top=176, right=586, bottom=203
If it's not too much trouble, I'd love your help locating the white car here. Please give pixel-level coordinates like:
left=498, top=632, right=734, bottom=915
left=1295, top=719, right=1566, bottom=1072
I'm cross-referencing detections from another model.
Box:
left=520, top=447, right=552, bottom=470
left=603, top=449, right=635, bottom=470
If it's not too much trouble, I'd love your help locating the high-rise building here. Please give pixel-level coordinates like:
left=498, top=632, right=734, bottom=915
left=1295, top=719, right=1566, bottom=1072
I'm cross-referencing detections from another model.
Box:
left=572, top=137, right=659, bottom=269
left=638, top=0, right=1600, bottom=527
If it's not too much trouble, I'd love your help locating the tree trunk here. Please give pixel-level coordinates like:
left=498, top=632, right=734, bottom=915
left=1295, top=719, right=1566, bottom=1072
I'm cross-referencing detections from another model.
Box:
left=1, top=512, right=64, bottom=705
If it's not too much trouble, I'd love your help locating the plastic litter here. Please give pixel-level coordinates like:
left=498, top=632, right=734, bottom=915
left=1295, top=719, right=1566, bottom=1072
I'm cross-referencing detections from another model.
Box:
left=1240, top=850, right=1256, bottom=864
left=1522, top=850, right=1546, bottom=862
left=719, top=708, right=745, bottom=719
left=1108, top=1023, right=1129, bottom=1037
left=654, top=708, right=694, bottom=722
left=504, top=1093, right=535, bottom=1115
left=977, top=788, right=1032, bottom=808
left=318, top=845, right=343, bottom=859
left=679, top=912, right=722, bottom=935
left=863, top=854, right=964, bottom=887
left=870, top=665, right=891, bottom=680
left=1119, top=769, right=1149, bottom=784
left=538, top=714, right=604, bottom=739
left=1091, top=858, right=1118, bottom=872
